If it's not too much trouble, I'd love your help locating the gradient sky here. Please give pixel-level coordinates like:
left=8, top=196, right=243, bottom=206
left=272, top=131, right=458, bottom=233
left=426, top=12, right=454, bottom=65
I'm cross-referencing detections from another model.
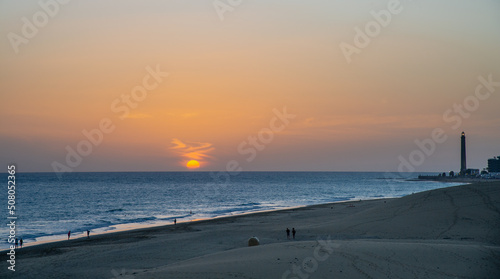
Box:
left=1, top=0, right=499, bottom=173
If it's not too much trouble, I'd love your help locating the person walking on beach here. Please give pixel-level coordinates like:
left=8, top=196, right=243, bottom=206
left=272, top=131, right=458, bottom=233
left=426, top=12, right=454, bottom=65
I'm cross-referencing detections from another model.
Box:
left=286, top=228, right=290, bottom=239
left=68, top=230, right=71, bottom=240
left=292, top=228, right=296, bottom=239
left=15, top=238, right=18, bottom=249
left=19, top=238, right=23, bottom=248
left=87, top=230, right=90, bottom=238
left=174, top=218, right=177, bottom=225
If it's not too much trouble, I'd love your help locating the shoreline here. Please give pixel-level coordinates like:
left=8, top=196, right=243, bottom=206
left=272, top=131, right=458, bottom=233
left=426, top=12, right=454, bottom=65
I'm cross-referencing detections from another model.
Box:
left=3, top=179, right=467, bottom=252
left=1, top=198, right=371, bottom=253
left=2, top=172, right=466, bottom=252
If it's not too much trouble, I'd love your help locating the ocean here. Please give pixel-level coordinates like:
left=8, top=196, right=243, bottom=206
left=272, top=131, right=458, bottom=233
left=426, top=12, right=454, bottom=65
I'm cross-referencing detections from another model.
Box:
left=1, top=171, right=463, bottom=249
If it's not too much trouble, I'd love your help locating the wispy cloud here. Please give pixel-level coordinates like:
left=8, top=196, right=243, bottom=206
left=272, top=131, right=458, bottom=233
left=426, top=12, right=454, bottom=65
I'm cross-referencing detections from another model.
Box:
left=169, top=138, right=215, bottom=161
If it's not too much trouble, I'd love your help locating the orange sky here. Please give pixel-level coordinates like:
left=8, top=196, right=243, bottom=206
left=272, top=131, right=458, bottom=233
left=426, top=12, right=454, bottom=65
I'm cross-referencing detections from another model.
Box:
left=1, top=0, right=499, bottom=173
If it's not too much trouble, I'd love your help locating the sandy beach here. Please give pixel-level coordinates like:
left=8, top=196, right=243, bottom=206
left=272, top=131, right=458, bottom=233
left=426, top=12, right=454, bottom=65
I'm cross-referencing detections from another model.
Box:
left=2, top=181, right=499, bottom=278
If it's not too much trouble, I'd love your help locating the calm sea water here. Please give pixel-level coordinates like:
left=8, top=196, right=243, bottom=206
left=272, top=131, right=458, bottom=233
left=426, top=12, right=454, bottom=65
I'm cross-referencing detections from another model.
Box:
left=1, top=172, right=463, bottom=249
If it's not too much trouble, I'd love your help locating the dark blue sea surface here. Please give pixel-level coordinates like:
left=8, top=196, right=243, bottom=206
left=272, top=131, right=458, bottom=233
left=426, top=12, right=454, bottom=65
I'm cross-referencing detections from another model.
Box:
left=0, top=172, right=462, bottom=249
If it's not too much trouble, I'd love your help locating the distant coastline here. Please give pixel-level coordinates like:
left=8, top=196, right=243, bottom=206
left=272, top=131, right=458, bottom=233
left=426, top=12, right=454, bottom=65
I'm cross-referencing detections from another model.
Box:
left=414, top=175, right=499, bottom=183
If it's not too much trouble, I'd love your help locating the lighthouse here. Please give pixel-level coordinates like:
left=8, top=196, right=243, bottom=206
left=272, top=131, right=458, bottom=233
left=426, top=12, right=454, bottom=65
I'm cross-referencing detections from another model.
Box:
left=460, top=131, right=466, bottom=174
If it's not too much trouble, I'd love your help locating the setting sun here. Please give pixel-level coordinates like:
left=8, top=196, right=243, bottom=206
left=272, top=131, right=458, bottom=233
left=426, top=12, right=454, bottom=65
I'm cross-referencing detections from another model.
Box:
left=186, top=160, right=200, bottom=169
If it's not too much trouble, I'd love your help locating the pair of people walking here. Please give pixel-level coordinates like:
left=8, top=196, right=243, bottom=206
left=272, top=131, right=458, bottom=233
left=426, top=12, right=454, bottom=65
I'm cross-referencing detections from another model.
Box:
left=286, top=228, right=296, bottom=239
left=14, top=238, right=23, bottom=248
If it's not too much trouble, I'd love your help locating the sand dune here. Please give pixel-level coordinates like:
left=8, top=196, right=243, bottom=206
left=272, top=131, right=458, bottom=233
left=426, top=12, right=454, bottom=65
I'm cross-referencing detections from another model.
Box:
left=2, top=182, right=499, bottom=278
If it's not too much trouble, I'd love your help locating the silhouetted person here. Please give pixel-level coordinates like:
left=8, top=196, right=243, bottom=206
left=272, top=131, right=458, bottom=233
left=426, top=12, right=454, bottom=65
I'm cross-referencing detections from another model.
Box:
left=19, top=238, right=23, bottom=248
left=286, top=228, right=290, bottom=239
left=174, top=219, right=177, bottom=225
left=87, top=230, right=90, bottom=238
left=15, top=238, right=18, bottom=249
left=68, top=230, right=71, bottom=240
left=292, top=228, right=296, bottom=239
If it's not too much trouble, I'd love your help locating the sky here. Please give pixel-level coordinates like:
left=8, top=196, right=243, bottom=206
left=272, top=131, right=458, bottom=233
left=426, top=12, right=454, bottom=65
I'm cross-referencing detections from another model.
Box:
left=1, top=0, right=499, bottom=174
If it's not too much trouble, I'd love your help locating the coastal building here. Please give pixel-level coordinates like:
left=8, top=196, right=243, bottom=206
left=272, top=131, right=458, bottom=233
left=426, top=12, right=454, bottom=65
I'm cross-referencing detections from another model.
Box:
left=460, top=132, right=466, bottom=174
left=488, top=156, right=500, bottom=173
left=465, top=169, right=480, bottom=176
left=458, top=132, right=481, bottom=177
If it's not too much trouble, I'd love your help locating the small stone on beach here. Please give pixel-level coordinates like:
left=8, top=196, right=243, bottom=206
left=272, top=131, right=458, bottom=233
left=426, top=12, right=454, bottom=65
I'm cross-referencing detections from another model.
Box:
left=248, top=236, right=259, bottom=246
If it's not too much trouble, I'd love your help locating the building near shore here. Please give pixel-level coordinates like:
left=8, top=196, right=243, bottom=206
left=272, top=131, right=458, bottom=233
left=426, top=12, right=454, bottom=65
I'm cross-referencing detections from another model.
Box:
left=457, top=132, right=484, bottom=177
left=465, top=169, right=480, bottom=176
left=488, top=156, right=500, bottom=173
left=458, top=132, right=477, bottom=177
left=461, top=132, right=467, bottom=174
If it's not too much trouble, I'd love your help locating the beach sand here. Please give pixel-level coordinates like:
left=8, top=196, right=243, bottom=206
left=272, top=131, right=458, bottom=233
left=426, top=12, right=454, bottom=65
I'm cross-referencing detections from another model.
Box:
left=2, top=182, right=499, bottom=278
